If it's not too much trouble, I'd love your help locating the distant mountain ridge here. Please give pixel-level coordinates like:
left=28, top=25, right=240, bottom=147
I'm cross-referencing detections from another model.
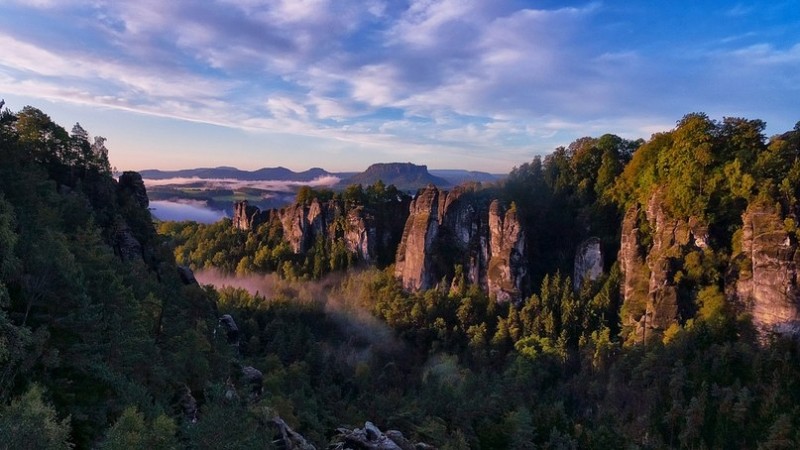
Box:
left=140, top=163, right=501, bottom=191
left=140, top=166, right=332, bottom=181
left=429, top=169, right=500, bottom=185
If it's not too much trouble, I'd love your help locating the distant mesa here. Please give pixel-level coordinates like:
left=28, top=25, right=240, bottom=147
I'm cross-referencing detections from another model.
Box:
left=342, top=162, right=452, bottom=191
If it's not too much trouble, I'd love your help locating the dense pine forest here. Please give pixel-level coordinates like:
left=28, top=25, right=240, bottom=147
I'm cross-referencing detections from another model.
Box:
left=2, top=104, right=800, bottom=449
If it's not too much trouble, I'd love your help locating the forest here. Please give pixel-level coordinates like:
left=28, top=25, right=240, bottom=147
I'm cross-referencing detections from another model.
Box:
left=2, top=104, right=800, bottom=449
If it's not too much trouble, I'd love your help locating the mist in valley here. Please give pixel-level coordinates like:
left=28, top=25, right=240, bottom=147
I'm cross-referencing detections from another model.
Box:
left=195, top=269, right=402, bottom=357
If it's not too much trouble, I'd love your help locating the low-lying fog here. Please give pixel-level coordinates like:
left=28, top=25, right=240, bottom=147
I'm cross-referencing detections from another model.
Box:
left=195, top=269, right=399, bottom=353
left=143, top=175, right=340, bottom=192
left=150, top=200, right=228, bottom=223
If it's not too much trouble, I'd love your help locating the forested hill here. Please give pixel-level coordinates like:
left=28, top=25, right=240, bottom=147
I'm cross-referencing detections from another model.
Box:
left=0, top=106, right=309, bottom=448
left=4, top=103, right=800, bottom=449
left=163, top=114, right=800, bottom=448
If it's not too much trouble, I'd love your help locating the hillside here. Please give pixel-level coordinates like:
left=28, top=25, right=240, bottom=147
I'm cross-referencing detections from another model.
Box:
left=166, top=114, right=800, bottom=448
left=5, top=103, right=800, bottom=449
left=429, top=169, right=501, bottom=185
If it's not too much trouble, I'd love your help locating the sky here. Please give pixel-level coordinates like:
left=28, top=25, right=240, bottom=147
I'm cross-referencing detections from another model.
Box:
left=0, top=1, right=798, bottom=173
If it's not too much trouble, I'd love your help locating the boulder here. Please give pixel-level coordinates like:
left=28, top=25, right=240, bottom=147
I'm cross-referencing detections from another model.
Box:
left=330, top=422, right=430, bottom=450
left=241, top=365, right=263, bottom=398
left=271, top=416, right=316, bottom=450
left=218, top=314, right=240, bottom=346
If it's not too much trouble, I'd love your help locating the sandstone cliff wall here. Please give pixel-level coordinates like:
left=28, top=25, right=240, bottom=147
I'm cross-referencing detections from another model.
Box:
left=731, top=203, right=800, bottom=335
left=619, top=190, right=708, bottom=342
left=233, top=197, right=408, bottom=266
left=394, top=185, right=528, bottom=302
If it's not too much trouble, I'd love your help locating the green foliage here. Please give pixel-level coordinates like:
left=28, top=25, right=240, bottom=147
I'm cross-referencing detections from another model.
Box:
left=100, top=406, right=178, bottom=450
left=161, top=180, right=408, bottom=279
left=5, top=103, right=800, bottom=449
left=0, top=384, right=72, bottom=450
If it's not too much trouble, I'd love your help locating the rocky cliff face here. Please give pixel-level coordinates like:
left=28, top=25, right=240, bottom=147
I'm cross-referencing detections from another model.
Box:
left=118, top=171, right=149, bottom=209
left=395, top=185, right=527, bottom=302
left=731, top=203, right=800, bottom=335
left=619, top=190, right=709, bottom=341
left=112, top=171, right=151, bottom=262
left=232, top=200, right=264, bottom=231
left=487, top=200, right=527, bottom=303
left=232, top=197, right=408, bottom=265
left=233, top=185, right=528, bottom=301
left=574, top=237, right=603, bottom=291
left=394, top=185, right=442, bottom=291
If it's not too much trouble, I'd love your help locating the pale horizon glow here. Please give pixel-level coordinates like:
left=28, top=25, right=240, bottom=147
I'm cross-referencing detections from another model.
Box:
left=0, top=1, right=798, bottom=173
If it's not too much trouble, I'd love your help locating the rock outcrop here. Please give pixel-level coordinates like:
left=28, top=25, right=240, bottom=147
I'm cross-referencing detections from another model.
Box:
left=118, top=171, right=149, bottom=209
left=574, top=237, right=603, bottom=291
left=232, top=200, right=264, bottom=231
left=731, top=203, right=800, bottom=335
left=232, top=197, right=409, bottom=265
left=270, top=416, right=316, bottom=450
left=112, top=220, right=143, bottom=262
left=218, top=314, right=240, bottom=347
left=330, top=421, right=434, bottom=450
left=395, top=185, right=527, bottom=302
left=394, top=185, right=441, bottom=291
left=232, top=185, right=527, bottom=302
left=619, top=190, right=709, bottom=341
left=487, top=200, right=527, bottom=303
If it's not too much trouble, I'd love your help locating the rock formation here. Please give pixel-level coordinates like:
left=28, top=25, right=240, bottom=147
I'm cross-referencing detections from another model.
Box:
left=218, top=314, right=240, bottom=347
left=270, top=416, right=316, bottom=450
left=486, top=200, right=527, bottom=303
left=394, top=185, right=441, bottom=292
left=179, top=385, right=198, bottom=423
left=574, top=237, right=603, bottom=291
left=394, top=185, right=527, bottom=302
left=112, top=220, right=143, bottom=262
left=241, top=365, right=263, bottom=399
left=731, top=203, right=800, bottom=335
left=232, top=200, right=264, bottom=231
left=117, top=171, right=149, bottom=209
left=619, top=190, right=709, bottom=341
left=232, top=197, right=409, bottom=265
left=232, top=184, right=527, bottom=302
left=330, top=421, right=434, bottom=450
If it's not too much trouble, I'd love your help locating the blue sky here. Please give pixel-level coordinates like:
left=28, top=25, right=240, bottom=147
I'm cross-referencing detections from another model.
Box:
left=0, top=1, right=798, bottom=173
